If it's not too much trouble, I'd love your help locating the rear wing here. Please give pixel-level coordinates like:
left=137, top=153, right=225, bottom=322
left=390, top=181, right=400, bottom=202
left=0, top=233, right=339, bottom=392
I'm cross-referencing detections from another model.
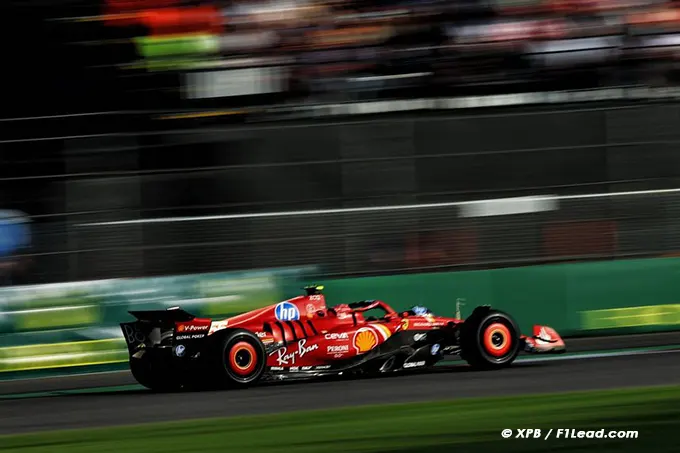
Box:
left=128, top=307, right=195, bottom=323
left=121, top=307, right=195, bottom=354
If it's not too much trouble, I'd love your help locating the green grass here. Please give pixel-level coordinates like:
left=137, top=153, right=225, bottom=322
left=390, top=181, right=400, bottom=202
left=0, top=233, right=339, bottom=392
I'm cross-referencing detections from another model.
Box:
left=2, top=385, right=677, bottom=453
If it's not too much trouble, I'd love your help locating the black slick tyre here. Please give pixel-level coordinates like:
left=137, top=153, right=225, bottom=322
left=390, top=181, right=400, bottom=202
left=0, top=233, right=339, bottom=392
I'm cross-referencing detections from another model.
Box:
left=129, top=355, right=181, bottom=392
left=213, top=329, right=266, bottom=388
left=459, top=307, right=521, bottom=370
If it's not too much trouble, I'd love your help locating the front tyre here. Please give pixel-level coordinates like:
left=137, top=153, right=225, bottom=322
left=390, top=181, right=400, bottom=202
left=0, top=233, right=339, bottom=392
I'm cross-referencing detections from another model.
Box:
left=213, top=329, right=266, bottom=388
left=460, top=308, right=520, bottom=370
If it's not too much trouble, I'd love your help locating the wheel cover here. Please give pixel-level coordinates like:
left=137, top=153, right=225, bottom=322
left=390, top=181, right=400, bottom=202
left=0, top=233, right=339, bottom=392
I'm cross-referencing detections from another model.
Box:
left=482, top=322, right=512, bottom=357
left=228, top=341, right=258, bottom=376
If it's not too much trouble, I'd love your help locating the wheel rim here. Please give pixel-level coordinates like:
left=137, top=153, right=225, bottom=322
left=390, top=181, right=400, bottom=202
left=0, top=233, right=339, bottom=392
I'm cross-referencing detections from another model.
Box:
left=482, top=323, right=512, bottom=357
left=228, top=341, right=258, bottom=376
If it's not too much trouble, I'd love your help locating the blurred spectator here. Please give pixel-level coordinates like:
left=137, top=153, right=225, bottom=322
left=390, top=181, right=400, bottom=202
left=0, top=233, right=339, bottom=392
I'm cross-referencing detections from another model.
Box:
left=18, top=0, right=680, bottom=112
left=0, top=211, right=32, bottom=286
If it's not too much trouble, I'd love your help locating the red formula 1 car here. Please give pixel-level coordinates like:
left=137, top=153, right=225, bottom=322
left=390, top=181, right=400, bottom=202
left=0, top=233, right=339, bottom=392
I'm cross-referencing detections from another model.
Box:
left=120, top=285, right=565, bottom=391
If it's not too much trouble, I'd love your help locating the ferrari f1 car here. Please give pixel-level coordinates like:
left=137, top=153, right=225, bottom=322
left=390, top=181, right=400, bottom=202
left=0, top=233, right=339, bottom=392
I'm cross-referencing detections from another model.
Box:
left=120, top=285, right=565, bottom=391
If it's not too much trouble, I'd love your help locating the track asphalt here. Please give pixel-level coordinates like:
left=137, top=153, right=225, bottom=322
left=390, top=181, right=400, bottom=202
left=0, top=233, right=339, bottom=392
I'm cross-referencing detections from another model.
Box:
left=1, top=332, right=679, bottom=435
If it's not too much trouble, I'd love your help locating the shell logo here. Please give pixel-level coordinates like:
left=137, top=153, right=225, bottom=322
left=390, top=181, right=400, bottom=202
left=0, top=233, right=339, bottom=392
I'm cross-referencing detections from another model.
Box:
left=400, top=318, right=409, bottom=331
left=353, top=329, right=377, bottom=353
left=352, top=325, right=392, bottom=354
left=177, top=325, right=185, bottom=332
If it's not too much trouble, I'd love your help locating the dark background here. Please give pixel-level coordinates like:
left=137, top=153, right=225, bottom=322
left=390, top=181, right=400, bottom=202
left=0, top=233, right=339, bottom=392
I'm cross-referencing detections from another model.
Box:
left=4, top=101, right=680, bottom=284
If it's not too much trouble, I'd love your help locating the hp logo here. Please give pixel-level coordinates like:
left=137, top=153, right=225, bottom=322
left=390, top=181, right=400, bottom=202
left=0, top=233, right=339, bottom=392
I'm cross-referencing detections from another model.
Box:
left=275, top=302, right=300, bottom=321
left=175, top=344, right=186, bottom=357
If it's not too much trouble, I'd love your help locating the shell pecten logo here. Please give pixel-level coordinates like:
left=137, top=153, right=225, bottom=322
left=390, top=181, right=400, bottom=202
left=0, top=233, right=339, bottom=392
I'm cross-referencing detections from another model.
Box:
left=352, top=325, right=392, bottom=354
left=353, top=329, right=377, bottom=353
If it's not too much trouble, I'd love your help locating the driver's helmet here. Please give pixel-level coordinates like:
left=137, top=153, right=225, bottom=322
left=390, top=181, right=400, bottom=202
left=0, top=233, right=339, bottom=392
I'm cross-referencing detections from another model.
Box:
left=411, top=305, right=430, bottom=316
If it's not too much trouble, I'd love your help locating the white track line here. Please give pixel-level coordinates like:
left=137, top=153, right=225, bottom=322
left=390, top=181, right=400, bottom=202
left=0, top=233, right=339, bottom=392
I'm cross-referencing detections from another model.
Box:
left=515, top=347, right=680, bottom=364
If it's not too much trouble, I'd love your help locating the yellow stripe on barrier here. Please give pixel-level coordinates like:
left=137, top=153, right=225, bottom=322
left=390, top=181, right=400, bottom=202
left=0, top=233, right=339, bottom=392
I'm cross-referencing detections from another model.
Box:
left=581, top=304, right=680, bottom=330
left=0, top=339, right=128, bottom=372
left=1, top=338, right=124, bottom=351
left=0, top=358, right=129, bottom=373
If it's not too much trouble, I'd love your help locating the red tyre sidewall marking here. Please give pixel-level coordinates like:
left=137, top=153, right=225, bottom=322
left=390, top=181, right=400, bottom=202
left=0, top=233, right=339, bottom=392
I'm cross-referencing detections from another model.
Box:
left=482, top=323, right=511, bottom=357
left=228, top=341, right=257, bottom=376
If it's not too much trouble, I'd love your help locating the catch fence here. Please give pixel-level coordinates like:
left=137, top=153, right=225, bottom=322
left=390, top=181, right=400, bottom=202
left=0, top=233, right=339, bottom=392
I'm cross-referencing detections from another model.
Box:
left=5, top=103, right=680, bottom=283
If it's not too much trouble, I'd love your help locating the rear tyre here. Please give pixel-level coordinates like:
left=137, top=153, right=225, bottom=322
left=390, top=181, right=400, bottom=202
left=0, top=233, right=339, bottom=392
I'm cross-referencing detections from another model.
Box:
left=459, top=308, right=520, bottom=370
left=213, top=329, right=266, bottom=388
left=129, top=355, right=181, bottom=392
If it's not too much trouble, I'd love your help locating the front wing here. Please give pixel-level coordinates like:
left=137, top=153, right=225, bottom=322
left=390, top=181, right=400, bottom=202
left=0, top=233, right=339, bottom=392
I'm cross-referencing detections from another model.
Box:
left=520, top=325, right=566, bottom=354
